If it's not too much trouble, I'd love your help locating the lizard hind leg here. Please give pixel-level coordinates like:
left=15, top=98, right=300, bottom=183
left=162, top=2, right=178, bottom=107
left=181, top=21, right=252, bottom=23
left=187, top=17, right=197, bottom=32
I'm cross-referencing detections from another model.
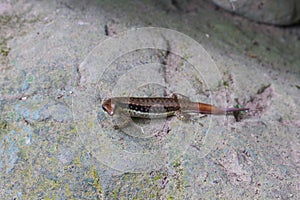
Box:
left=175, top=110, right=206, bottom=127
left=170, top=93, right=190, bottom=100
left=174, top=110, right=190, bottom=121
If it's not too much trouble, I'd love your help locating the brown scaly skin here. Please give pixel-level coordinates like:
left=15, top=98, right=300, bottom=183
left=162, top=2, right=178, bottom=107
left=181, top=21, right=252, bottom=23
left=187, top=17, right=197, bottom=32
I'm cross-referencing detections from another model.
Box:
left=102, top=94, right=249, bottom=119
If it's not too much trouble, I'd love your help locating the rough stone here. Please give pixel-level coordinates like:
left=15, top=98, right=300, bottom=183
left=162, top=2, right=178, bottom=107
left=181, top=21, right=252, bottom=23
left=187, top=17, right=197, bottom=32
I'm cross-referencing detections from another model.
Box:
left=211, top=0, right=300, bottom=25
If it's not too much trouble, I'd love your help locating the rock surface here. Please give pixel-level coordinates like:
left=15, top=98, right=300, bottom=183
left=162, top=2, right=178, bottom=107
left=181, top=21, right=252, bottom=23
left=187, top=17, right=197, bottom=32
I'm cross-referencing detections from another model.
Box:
left=0, top=0, right=299, bottom=199
left=211, top=0, right=300, bottom=25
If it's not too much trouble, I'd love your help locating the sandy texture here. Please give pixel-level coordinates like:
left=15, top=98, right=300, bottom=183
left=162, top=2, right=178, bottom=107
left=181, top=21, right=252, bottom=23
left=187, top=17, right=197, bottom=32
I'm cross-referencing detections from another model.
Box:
left=0, top=0, right=299, bottom=199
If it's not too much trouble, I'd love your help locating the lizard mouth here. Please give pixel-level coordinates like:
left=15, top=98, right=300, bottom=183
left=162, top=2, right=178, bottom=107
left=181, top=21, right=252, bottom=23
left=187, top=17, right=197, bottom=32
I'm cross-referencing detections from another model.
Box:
left=102, top=99, right=114, bottom=116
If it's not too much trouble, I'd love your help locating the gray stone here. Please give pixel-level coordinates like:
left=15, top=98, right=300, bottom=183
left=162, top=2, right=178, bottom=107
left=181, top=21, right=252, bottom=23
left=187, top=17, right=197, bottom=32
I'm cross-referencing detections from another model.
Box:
left=211, top=0, right=300, bottom=25
left=0, top=3, right=13, bottom=17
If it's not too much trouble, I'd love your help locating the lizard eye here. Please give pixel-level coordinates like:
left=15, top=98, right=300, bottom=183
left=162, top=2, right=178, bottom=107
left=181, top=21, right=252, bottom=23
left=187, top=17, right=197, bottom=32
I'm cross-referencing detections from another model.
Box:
left=102, top=99, right=115, bottom=116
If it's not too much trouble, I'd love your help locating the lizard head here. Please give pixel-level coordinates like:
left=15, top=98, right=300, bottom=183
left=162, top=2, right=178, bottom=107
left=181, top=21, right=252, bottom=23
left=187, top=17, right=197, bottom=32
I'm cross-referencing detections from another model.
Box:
left=102, top=98, right=115, bottom=116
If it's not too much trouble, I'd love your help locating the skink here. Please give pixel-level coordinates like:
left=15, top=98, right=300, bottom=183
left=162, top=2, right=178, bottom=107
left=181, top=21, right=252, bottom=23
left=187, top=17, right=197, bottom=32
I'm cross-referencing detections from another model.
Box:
left=102, top=94, right=248, bottom=120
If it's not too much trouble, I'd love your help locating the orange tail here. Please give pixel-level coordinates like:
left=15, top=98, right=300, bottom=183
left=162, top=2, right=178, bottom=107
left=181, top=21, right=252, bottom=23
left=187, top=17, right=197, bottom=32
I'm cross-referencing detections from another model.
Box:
left=198, top=103, right=249, bottom=115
